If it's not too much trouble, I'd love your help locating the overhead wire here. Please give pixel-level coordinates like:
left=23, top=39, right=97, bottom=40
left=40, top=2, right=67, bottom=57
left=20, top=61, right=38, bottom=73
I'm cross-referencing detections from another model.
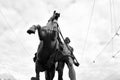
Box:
left=110, top=0, right=114, bottom=57
left=112, top=49, right=120, bottom=58
left=92, top=0, right=120, bottom=63
left=93, top=25, right=120, bottom=63
left=16, top=11, right=29, bottom=26
left=103, top=47, right=120, bottom=65
left=111, top=0, right=120, bottom=59
left=112, top=0, right=117, bottom=31
left=101, top=0, right=120, bottom=64
left=82, top=0, right=96, bottom=58
left=102, top=0, right=119, bottom=64
left=0, top=6, right=29, bottom=54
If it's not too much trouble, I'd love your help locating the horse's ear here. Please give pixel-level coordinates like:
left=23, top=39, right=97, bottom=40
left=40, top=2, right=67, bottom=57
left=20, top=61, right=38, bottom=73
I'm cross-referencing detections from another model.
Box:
left=53, top=10, right=56, bottom=14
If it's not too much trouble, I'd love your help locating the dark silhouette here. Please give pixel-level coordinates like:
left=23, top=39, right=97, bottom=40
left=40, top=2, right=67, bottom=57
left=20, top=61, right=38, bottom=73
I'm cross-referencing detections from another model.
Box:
left=27, top=11, right=61, bottom=80
left=49, top=37, right=78, bottom=80
left=28, top=11, right=79, bottom=80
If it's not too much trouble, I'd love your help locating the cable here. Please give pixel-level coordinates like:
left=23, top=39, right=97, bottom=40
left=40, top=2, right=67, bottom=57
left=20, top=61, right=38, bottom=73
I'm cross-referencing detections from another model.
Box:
left=102, top=0, right=120, bottom=63
left=93, top=26, right=120, bottom=63
left=112, top=0, right=117, bottom=32
left=93, top=0, right=120, bottom=63
left=82, top=0, right=96, bottom=57
left=112, top=49, right=120, bottom=58
left=102, top=48, right=120, bottom=66
left=0, top=8, right=29, bottom=54
left=16, top=11, right=29, bottom=26
left=109, top=0, right=114, bottom=56
left=109, top=0, right=113, bottom=30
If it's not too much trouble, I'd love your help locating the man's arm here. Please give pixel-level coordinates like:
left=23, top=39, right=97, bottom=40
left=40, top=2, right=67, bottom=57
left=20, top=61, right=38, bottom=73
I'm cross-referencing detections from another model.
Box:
left=69, top=45, right=80, bottom=67
left=57, top=34, right=63, bottom=44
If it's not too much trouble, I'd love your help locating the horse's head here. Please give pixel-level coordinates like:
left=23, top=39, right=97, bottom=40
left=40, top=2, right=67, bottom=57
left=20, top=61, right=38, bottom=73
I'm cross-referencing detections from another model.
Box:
left=48, top=10, right=60, bottom=22
left=53, top=11, right=60, bottom=20
left=36, top=11, right=60, bottom=49
left=40, top=11, right=60, bottom=42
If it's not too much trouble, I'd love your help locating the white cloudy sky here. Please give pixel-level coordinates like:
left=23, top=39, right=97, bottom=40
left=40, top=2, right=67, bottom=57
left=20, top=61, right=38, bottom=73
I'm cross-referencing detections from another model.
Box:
left=0, top=0, right=120, bottom=80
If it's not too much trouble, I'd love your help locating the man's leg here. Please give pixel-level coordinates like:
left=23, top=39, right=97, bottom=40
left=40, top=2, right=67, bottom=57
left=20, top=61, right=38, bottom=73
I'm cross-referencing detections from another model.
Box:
left=56, top=61, right=65, bottom=80
left=66, top=57, right=76, bottom=80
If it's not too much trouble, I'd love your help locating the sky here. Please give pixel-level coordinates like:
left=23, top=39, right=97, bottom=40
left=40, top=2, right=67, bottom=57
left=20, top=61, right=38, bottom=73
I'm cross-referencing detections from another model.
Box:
left=0, top=0, right=120, bottom=80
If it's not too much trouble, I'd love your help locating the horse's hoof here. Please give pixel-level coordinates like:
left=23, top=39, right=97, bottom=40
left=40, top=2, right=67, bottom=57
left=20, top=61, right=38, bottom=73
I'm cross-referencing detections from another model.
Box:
left=31, top=77, right=38, bottom=80
left=27, top=29, right=35, bottom=34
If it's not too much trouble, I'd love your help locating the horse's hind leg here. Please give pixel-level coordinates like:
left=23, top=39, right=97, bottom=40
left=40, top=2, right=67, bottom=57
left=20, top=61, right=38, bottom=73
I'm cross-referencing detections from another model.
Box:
left=45, top=65, right=55, bottom=80
left=45, top=71, right=50, bottom=80
left=36, top=71, right=40, bottom=80
left=49, top=65, right=55, bottom=80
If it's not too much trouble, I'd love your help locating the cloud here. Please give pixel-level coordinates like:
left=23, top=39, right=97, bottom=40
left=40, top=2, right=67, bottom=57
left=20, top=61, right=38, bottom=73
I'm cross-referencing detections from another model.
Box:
left=42, top=0, right=76, bottom=11
left=0, top=0, right=120, bottom=80
left=0, top=73, right=16, bottom=80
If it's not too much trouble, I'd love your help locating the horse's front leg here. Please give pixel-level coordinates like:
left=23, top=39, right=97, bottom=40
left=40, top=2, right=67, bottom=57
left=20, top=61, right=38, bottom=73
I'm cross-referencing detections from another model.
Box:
left=45, top=64, right=55, bottom=80
left=35, top=62, right=40, bottom=80
left=31, top=62, right=40, bottom=80
left=27, top=25, right=41, bottom=34
left=36, top=72, right=40, bottom=80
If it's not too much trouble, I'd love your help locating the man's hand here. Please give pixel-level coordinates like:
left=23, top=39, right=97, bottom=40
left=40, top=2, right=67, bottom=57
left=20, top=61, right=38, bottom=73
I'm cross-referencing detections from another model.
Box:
left=73, top=59, right=80, bottom=67
left=71, top=54, right=79, bottom=67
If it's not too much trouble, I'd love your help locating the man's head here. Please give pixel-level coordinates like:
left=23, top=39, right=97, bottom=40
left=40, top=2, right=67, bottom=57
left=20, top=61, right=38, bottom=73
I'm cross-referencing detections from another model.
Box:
left=64, top=37, right=70, bottom=44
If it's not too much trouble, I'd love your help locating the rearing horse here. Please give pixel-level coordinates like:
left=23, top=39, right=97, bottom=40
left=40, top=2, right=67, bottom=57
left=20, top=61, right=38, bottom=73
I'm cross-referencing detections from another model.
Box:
left=27, top=11, right=60, bottom=80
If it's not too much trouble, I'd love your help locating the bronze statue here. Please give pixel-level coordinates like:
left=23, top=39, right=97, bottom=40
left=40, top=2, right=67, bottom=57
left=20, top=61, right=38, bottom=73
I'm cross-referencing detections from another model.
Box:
left=27, top=11, right=79, bottom=80
left=27, top=11, right=60, bottom=80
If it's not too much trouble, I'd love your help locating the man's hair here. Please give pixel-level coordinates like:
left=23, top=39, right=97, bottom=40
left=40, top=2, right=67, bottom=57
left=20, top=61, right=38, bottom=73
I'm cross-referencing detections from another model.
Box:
left=64, top=37, right=70, bottom=44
